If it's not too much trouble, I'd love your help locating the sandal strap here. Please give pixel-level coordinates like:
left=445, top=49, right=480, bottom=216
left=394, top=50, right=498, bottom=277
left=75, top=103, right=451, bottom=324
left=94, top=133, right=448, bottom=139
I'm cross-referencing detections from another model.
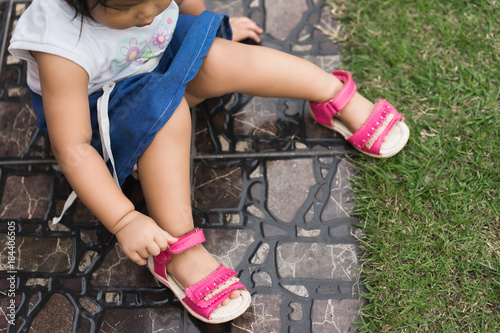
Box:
left=154, top=228, right=206, bottom=265
left=184, top=265, right=245, bottom=311
left=349, top=100, right=403, bottom=154
left=310, top=70, right=357, bottom=126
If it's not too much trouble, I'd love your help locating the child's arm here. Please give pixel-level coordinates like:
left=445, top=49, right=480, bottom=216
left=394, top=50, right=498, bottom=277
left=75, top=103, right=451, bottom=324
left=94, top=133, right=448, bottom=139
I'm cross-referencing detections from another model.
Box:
left=34, top=52, right=177, bottom=265
left=175, top=0, right=262, bottom=43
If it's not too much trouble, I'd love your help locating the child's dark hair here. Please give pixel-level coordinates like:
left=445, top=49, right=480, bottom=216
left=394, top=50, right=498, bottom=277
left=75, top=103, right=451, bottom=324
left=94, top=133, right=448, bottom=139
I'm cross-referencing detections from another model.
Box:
left=63, top=0, right=112, bottom=18
left=62, top=0, right=109, bottom=36
left=63, top=0, right=93, bottom=18
left=63, top=0, right=112, bottom=34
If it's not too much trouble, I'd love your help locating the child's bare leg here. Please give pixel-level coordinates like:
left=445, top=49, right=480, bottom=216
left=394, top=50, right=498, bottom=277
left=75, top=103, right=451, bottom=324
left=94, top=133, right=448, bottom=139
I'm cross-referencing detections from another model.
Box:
left=136, top=98, right=238, bottom=304
left=187, top=38, right=383, bottom=134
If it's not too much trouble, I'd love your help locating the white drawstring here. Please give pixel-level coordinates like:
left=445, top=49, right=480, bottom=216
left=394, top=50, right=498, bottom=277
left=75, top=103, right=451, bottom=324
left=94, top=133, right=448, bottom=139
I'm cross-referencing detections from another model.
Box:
left=52, top=82, right=118, bottom=224
left=97, top=82, right=119, bottom=185
left=51, top=191, right=77, bottom=224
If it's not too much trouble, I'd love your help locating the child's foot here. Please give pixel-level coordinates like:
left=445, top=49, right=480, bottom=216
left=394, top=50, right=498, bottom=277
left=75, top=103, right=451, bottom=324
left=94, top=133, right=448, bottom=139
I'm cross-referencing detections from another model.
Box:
left=147, top=228, right=251, bottom=323
left=310, top=70, right=409, bottom=158
left=166, top=244, right=240, bottom=306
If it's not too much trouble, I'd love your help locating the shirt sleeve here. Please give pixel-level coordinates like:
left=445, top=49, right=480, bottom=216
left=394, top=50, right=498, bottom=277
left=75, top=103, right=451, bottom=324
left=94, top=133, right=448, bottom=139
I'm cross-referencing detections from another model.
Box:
left=8, top=0, right=94, bottom=93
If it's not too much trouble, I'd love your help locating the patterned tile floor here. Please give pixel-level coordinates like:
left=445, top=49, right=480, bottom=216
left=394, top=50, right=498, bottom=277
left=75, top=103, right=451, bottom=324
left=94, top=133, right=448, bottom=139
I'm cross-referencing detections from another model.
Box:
left=0, top=0, right=364, bottom=332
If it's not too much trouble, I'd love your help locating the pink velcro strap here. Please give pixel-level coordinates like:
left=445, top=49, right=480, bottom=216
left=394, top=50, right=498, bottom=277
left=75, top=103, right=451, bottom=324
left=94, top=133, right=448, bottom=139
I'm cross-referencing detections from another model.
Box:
left=348, top=100, right=403, bottom=154
left=330, top=71, right=357, bottom=111
left=154, top=228, right=205, bottom=265
left=310, top=70, right=357, bottom=126
left=170, top=228, right=206, bottom=254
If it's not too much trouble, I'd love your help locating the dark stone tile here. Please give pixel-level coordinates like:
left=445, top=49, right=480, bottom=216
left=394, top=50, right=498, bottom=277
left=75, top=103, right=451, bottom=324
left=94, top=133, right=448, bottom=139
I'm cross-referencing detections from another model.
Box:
left=266, top=159, right=315, bottom=223
left=230, top=294, right=282, bottom=332
left=204, top=229, right=256, bottom=269
left=29, top=293, right=74, bottom=332
left=329, top=223, right=350, bottom=238
left=193, top=104, right=217, bottom=154
left=71, top=200, right=99, bottom=224
left=233, top=97, right=279, bottom=137
left=91, top=243, right=157, bottom=288
left=276, top=242, right=358, bottom=280
left=320, top=159, right=355, bottom=221
left=100, top=307, right=181, bottom=333
left=0, top=235, right=72, bottom=272
left=311, top=299, right=360, bottom=333
left=0, top=294, right=22, bottom=329
left=192, top=162, right=243, bottom=210
left=266, top=0, right=308, bottom=41
left=0, top=175, right=51, bottom=219
left=0, top=101, right=36, bottom=157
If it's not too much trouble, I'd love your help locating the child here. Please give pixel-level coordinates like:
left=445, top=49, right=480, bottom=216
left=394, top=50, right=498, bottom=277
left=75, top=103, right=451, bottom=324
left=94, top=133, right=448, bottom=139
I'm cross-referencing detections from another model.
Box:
left=9, top=0, right=409, bottom=324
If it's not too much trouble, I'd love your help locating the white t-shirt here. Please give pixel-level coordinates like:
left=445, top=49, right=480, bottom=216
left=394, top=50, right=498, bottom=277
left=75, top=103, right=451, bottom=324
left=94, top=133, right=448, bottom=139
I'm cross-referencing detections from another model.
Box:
left=9, top=0, right=179, bottom=95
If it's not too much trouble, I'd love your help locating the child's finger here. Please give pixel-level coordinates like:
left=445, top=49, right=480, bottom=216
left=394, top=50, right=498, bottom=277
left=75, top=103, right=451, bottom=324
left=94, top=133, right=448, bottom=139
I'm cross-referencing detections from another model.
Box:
left=128, top=251, right=147, bottom=266
left=155, top=233, right=169, bottom=251
left=147, top=242, right=162, bottom=257
left=137, top=248, right=150, bottom=261
left=247, top=21, right=263, bottom=34
left=245, top=31, right=261, bottom=43
left=154, top=230, right=178, bottom=251
left=163, top=230, right=178, bottom=245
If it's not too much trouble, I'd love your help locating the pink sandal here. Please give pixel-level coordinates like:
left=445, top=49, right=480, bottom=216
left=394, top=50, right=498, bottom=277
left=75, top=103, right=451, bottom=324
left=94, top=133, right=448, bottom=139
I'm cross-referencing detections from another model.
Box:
left=310, top=70, right=409, bottom=158
left=147, top=228, right=252, bottom=323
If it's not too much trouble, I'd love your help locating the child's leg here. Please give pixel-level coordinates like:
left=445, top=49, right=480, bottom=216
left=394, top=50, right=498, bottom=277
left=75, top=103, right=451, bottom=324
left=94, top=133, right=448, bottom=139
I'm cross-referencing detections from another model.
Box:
left=136, top=98, right=237, bottom=304
left=186, top=38, right=381, bottom=134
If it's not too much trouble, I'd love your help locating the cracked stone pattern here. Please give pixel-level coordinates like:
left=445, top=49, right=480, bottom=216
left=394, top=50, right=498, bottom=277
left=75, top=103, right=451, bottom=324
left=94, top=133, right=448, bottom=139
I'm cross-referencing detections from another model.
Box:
left=0, top=0, right=362, bottom=332
left=252, top=270, right=272, bottom=287
left=311, top=299, right=360, bottom=333
left=0, top=175, right=50, bottom=219
left=100, top=308, right=181, bottom=333
left=192, top=162, right=243, bottom=210
left=91, top=242, right=157, bottom=288
left=282, top=284, right=309, bottom=298
left=250, top=242, right=269, bottom=264
left=231, top=294, right=283, bottom=332
left=233, top=97, right=279, bottom=137
left=277, top=242, right=358, bottom=280
left=203, top=229, right=255, bottom=269
left=321, top=158, right=356, bottom=220
left=0, top=101, right=36, bottom=157
left=0, top=235, right=72, bottom=272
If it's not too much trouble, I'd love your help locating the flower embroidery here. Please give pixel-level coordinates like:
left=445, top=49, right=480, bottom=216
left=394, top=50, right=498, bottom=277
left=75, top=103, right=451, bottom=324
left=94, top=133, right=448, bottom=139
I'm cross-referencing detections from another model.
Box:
left=111, top=6, right=178, bottom=72
left=152, top=27, right=172, bottom=50
left=113, top=37, right=148, bottom=72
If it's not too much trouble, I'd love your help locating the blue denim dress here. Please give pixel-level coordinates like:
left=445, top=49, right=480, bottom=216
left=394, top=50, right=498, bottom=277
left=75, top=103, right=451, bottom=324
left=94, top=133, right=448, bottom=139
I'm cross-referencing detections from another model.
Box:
left=31, top=12, right=231, bottom=186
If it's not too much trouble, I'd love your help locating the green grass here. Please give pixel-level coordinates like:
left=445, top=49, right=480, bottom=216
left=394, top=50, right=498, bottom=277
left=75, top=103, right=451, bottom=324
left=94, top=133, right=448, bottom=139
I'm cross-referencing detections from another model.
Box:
left=328, top=0, right=500, bottom=331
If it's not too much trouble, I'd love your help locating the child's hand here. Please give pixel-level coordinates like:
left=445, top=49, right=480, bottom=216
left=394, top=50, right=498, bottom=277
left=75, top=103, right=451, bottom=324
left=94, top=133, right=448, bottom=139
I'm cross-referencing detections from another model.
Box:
left=114, top=211, right=178, bottom=266
left=229, top=17, right=263, bottom=43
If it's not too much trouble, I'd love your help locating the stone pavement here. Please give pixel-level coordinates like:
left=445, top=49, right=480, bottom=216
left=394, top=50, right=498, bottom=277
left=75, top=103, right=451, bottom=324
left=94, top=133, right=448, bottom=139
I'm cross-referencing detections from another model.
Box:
left=0, top=0, right=363, bottom=332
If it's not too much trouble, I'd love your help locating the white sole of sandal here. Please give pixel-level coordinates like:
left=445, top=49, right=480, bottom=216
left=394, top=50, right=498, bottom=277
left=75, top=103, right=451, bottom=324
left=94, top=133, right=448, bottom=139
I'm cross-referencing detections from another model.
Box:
left=147, top=257, right=252, bottom=324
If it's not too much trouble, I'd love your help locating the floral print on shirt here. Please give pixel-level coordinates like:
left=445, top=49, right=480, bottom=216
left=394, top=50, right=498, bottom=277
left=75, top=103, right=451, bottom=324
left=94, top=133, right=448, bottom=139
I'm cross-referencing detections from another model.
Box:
left=112, top=9, right=178, bottom=73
